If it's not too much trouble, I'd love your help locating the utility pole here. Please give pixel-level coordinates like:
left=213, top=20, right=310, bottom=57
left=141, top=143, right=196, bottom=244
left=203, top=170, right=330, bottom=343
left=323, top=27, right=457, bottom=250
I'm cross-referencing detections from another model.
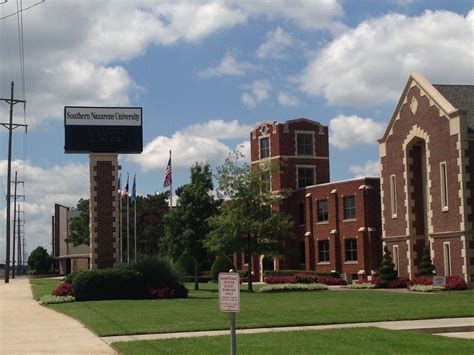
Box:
left=17, top=208, right=25, bottom=275
left=11, top=172, right=24, bottom=278
left=1, top=82, right=27, bottom=283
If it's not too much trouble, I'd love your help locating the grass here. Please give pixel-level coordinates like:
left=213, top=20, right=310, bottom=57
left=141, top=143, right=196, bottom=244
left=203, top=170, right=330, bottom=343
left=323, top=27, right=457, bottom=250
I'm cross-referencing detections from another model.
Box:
left=112, top=327, right=474, bottom=354
left=30, top=279, right=62, bottom=300
left=31, top=281, right=474, bottom=337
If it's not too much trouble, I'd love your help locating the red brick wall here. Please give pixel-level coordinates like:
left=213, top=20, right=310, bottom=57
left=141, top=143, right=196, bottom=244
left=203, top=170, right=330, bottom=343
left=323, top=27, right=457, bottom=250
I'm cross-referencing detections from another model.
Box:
left=93, top=161, right=117, bottom=268
left=381, top=85, right=462, bottom=238
left=432, top=237, right=464, bottom=277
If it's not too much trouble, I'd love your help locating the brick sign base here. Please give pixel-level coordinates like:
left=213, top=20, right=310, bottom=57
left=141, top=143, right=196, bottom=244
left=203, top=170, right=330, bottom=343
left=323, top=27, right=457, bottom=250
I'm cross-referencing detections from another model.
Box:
left=89, top=153, right=121, bottom=268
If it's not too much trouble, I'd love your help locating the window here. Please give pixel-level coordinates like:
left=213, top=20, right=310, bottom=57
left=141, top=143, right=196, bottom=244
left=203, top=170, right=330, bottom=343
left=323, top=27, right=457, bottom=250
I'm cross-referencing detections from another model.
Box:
left=298, top=167, right=314, bottom=188
left=318, top=240, right=330, bottom=262
left=299, top=241, right=306, bottom=264
left=260, top=137, right=270, bottom=159
left=343, top=196, right=356, bottom=219
left=345, top=239, right=357, bottom=261
left=297, top=202, right=305, bottom=225
left=261, top=170, right=271, bottom=192
left=393, top=245, right=399, bottom=274
left=440, top=162, right=448, bottom=209
left=297, top=133, right=313, bottom=155
left=317, top=199, right=328, bottom=222
left=390, top=175, right=397, bottom=217
left=444, top=243, right=451, bottom=276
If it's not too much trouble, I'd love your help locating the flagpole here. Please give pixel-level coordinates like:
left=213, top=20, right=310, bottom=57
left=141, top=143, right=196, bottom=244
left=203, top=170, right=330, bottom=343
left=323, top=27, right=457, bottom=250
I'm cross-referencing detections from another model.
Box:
left=119, top=195, right=122, bottom=263
left=127, top=192, right=130, bottom=264
left=169, top=150, right=172, bottom=208
left=134, top=198, right=137, bottom=263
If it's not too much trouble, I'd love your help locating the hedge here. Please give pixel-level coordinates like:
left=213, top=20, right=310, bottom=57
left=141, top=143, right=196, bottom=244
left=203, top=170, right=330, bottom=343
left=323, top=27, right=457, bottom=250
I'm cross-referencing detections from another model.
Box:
left=264, top=270, right=340, bottom=278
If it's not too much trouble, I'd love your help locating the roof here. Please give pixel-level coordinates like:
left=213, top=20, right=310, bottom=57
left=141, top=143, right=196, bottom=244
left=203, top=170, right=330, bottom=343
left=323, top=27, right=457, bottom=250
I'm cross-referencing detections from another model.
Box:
left=433, top=84, right=474, bottom=133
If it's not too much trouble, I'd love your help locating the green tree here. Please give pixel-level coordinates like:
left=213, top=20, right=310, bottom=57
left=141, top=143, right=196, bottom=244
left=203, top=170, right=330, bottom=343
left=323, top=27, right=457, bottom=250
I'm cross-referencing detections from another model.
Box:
left=418, top=246, right=435, bottom=276
left=28, top=246, right=52, bottom=273
left=379, top=246, right=398, bottom=287
left=205, top=150, right=294, bottom=292
left=161, top=163, right=218, bottom=290
left=66, top=199, right=90, bottom=246
left=134, top=193, right=169, bottom=255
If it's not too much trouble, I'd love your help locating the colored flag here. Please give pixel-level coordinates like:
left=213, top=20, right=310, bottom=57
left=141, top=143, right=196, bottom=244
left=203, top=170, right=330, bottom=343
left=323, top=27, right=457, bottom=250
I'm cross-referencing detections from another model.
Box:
left=121, top=173, right=129, bottom=200
left=216, top=189, right=225, bottom=200
left=163, top=152, right=172, bottom=188
left=130, top=174, right=136, bottom=204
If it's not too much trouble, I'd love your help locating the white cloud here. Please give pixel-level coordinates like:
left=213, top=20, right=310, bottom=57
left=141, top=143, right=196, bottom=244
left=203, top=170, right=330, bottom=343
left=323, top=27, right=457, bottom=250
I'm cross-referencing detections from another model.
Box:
left=241, top=80, right=272, bottom=108
left=257, top=27, right=294, bottom=59
left=329, top=115, right=385, bottom=150
left=0, top=160, right=89, bottom=261
left=298, top=10, right=474, bottom=107
left=198, top=52, right=257, bottom=77
left=129, top=119, right=255, bottom=172
left=278, top=91, right=298, bottom=107
left=183, top=119, right=253, bottom=139
left=236, top=0, right=343, bottom=30
left=349, top=160, right=380, bottom=178
left=0, top=0, right=344, bottom=126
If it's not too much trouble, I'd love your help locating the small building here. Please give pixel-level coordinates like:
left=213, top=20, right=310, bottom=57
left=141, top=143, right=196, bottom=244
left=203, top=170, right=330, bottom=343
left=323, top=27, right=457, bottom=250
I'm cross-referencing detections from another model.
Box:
left=248, top=119, right=382, bottom=281
left=379, top=73, right=474, bottom=286
left=51, top=204, right=89, bottom=275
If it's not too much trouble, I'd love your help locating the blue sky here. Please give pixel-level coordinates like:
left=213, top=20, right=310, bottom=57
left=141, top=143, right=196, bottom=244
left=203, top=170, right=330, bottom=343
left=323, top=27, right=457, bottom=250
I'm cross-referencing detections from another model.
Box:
left=0, top=0, right=472, bottom=258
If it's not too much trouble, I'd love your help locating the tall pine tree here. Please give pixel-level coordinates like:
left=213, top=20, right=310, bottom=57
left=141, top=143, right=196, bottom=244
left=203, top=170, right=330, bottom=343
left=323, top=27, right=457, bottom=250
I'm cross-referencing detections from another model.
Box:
left=418, top=246, right=435, bottom=276
left=379, top=246, right=398, bottom=287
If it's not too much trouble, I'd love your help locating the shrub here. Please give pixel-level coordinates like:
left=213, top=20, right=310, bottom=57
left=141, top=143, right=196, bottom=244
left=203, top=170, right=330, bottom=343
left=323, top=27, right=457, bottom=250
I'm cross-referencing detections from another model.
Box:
left=408, top=285, right=444, bottom=292
left=345, top=283, right=376, bottom=289
left=174, top=254, right=195, bottom=276
left=418, top=246, right=435, bottom=276
left=148, top=283, right=189, bottom=299
left=264, top=275, right=296, bottom=284
left=387, top=277, right=409, bottom=289
left=52, top=283, right=74, bottom=297
left=409, top=277, right=432, bottom=286
left=134, top=255, right=180, bottom=288
left=378, top=246, right=397, bottom=288
left=370, top=276, right=381, bottom=287
left=294, top=273, right=319, bottom=284
left=72, top=265, right=145, bottom=301
left=210, top=255, right=235, bottom=281
left=63, top=271, right=79, bottom=284
left=317, top=276, right=347, bottom=286
left=264, top=270, right=340, bottom=278
left=39, top=295, right=75, bottom=304
left=260, top=283, right=328, bottom=293
left=27, top=246, right=53, bottom=274
left=445, top=276, right=468, bottom=291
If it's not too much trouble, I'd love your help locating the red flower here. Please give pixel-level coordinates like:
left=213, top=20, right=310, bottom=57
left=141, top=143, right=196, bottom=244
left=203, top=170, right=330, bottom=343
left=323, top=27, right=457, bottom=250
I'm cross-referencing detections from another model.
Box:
left=52, top=283, right=74, bottom=297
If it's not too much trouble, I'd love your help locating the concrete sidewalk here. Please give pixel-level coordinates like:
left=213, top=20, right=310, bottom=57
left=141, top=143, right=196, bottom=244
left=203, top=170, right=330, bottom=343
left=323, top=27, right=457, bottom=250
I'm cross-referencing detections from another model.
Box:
left=102, top=317, right=474, bottom=344
left=0, top=277, right=116, bottom=354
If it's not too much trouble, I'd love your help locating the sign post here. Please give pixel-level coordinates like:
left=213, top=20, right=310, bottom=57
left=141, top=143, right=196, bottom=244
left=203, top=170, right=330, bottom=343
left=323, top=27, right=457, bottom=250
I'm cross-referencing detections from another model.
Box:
left=219, top=271, right=240, bottom=355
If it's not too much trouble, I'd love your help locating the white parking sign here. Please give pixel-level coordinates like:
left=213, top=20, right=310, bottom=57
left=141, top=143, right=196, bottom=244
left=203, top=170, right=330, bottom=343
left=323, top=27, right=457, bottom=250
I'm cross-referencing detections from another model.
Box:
left=218, top=273, right=240, bottom=312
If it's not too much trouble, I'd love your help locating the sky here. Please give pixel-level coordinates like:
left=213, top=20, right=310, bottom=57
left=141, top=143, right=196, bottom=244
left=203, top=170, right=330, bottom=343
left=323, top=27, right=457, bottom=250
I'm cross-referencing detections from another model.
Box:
left=0, top=0, right=472, bottom=261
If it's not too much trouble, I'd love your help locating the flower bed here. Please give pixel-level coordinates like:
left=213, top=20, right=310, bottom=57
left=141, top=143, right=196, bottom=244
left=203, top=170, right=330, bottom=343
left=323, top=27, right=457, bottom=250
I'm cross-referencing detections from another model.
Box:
left=345, top=283, right=376, bottom=289
left=264, top=276, right=296, bottom=284
left=39, top=295, right=75, bottom=305
left=408, top=285, right=445, bottom=292
left=259, top=283, right=328, bottom=293
left=52, top=282, right=74, bottom=297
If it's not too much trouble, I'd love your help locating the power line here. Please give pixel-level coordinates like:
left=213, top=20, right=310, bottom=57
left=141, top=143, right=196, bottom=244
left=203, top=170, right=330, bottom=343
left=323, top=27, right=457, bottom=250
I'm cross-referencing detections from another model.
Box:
left=0, top=0, right=44, bottom=21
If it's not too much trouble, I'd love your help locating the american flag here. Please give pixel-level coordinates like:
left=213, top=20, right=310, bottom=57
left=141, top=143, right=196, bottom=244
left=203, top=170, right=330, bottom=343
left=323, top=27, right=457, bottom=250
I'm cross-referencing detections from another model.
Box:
left=163, top=152, right=172, bottom=188
left=121, top=174, right=129, bottom=200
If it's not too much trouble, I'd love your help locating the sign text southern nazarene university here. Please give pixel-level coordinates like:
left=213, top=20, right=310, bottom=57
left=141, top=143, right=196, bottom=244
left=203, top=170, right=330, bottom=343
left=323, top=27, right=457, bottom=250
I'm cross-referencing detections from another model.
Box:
left=64, top=106, right=143, bottom=153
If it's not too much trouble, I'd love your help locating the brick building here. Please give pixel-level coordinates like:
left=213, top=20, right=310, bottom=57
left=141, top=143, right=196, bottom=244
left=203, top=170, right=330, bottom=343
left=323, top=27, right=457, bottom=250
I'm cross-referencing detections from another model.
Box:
left=249, top=119, right=382, bottom=281
left=379, top=73, right=474, bottom=286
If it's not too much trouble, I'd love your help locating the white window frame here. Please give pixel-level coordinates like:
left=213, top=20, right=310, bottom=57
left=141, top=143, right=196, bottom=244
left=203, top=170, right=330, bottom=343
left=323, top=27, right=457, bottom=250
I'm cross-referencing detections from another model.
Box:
left=390, top=174, right=397, bottom=218
left=443, top=242, right=452, bottom=276
left=294, top=130, right=315, bottom=157
left=393, top=245, right=399, bottom=272
left=296, top=165, right=316, bottom=189
left=259, top=136, right=270, bottom=160
left=440, top=162, right=448, bottom=211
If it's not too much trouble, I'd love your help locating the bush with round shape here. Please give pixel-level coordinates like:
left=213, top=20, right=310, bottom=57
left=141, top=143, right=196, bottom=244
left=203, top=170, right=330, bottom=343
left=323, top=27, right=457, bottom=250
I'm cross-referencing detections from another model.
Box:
left=210, top=255, right=235, bottom=281
left=27, top=246, right=53, bottom=274
left=174, top=254, right=195, bottom=276
left=52, top=283, right=74, bottom=297
left=72, top=265, right=145, bottom=301
left=134, top=255, right=180, bottom=288
left=445, top=276, right=467, bottom=290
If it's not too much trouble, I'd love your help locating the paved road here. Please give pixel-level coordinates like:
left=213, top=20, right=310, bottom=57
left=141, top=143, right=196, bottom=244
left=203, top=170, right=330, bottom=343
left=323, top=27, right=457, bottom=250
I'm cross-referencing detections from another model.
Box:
left=0, top=277, right=116, bottom=354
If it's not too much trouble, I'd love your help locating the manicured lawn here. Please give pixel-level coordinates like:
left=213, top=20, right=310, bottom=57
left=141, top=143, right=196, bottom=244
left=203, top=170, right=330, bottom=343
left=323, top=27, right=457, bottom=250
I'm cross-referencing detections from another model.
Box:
left=33, top=281, right=474, bottom=336
left=30, top=279, right=62, bottom=300
left=112, top=327, right=474, bottom=354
